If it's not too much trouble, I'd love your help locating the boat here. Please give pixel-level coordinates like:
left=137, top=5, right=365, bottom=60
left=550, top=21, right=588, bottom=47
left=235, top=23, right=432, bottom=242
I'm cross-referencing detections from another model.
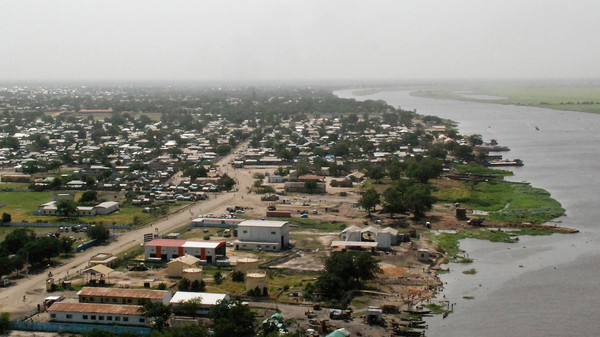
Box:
left=487, top=158, right=524, bottom=167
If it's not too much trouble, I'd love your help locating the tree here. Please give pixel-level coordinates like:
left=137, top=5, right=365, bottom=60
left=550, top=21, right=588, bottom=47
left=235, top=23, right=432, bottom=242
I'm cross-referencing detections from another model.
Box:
left=213, top=271, right=223, bottom=285
left=87, top=224, right=110, bottom=243
left=58, top=236, right=76, bottom=256
left=215, top=144, right=232, bottom=156
left=190, top=279, right=206, bottom=292
left=139, top=302, right=171, bottom=330
left=405, top=157, right=443, bottom=184
left=231, top=271, right=245, bottom=282
left=359, top=189, right=380, bottom=215
left=2, top=228, right=35, bottom=254
left=220, top=174, right=236, bottom=191
left=173, top=298, right=201, bottom=317
left=24, top=237, right=60, bottom=265
left=1, top=213, right=10, bottom=224
left=178, top=278, right=190, bottom=291
left=56, top=199, right=78, bottom=217
left=209, top=298, right=256, bottom=337
left=0, top=312, right=10, bottom=335
left=79, top=190, right=98, bottom=203
left=304, top=180, right=318, bottom=194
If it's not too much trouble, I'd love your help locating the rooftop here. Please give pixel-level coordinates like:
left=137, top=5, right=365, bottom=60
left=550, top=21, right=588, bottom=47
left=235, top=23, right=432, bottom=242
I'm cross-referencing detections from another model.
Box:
left=77, top=287, right=169, bottom=300
left=170, top=291, right=229, bottom=305
left=48, top=302, right=142, bottom=315
left=239, top=220, right=288, bottom=228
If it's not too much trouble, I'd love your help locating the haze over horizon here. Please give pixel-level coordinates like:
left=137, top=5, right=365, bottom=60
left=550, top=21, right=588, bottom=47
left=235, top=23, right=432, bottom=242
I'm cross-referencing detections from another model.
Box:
left=1, top=0, right=599, bottom=82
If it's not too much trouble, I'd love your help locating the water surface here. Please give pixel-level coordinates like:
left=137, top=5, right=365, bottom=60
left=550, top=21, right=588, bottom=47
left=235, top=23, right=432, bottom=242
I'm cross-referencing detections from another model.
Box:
left=336, top=89, right=600, bottom=337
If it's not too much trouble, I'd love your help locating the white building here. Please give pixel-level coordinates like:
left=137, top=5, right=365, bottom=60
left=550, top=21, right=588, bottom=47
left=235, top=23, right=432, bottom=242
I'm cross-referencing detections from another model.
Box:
left=144, top=239, right=227, bottom=263
left=336, top=225, right=398, bottom=250
left=48, top=302, right=149, bottom=326
left=94, top=201, right=120, bottom=215
left=169, top=291, right=230, bottom=316
left=234, top=219, right=290, bottom=251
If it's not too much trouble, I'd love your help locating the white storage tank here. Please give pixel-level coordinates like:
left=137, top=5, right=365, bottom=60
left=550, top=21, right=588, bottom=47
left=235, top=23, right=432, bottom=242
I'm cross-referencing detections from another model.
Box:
left=234, top=257, right=260, bottom=274
left=245, top=271, right=266, bottom=292
left=181, top=267, right=203, bottom=283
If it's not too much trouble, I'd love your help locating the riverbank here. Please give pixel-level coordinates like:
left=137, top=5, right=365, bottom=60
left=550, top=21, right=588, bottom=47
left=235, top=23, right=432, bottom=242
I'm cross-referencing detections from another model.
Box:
left=337, top=87, right=600, bottom=337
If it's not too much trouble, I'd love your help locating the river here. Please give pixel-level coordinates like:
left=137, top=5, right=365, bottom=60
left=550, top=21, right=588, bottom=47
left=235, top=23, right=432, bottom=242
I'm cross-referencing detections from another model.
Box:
left=335, top=89, right=600, bottom=337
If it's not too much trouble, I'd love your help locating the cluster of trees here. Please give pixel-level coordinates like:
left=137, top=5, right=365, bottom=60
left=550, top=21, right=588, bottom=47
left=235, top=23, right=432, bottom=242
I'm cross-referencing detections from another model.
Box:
left=0, top=228, right=76, bottom=278
left=312, top=251, right=381, bottom=307
left=137, top=298, right=255, bottom=337
left=359, top=156, right=442, bottom=219
left=177, top=278, right=206, bottom=292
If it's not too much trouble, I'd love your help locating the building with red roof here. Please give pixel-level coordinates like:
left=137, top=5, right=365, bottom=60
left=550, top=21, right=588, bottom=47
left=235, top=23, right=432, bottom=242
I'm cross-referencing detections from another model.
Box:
left=144, top=239, right=226, bottom=263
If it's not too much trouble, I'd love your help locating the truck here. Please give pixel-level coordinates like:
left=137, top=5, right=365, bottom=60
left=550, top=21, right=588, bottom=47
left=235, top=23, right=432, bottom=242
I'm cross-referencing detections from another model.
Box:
left=266, top=211, right=291, bottom=218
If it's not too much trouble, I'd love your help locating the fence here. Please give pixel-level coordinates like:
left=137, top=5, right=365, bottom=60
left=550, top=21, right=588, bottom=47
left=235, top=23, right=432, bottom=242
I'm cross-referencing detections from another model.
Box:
left=9, top=320, right=152, bottom=336
left=3, top=222, right=131, bottom=230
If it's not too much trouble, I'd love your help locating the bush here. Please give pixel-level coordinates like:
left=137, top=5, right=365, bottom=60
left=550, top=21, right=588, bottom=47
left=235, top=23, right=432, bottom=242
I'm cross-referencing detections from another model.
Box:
left=231, top=271, right=245, bottom=282
left=157, top=282, right=167, bottom=290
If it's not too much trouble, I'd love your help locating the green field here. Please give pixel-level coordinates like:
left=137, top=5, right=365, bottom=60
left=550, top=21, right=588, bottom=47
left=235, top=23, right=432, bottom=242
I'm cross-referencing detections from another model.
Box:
left=432, top=179, right=564, bottom=224
left=0, top=190, right=154, bottom=225
left=412, top=83, right=600, bottom=114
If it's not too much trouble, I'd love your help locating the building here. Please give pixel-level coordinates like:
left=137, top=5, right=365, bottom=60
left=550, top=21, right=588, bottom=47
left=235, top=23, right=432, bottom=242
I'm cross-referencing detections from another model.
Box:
left=169, top=291, right=229, bottom=316
left=284, top=181, right=326, bottom=194
left=89, top=253, right=119, bottom=268
left=234, top=219, right=290, bottom=251
left=93, top=201, right=120, bottom=215
left=190, top=218, right=243, bottom=228
left=337, top=225, right=399, bottom=250
left=78, top=287, right=172, bottom=305
left=37, top=200, right=119, bottom=216
left=268, top=175, right=283, bottom=183
left=167, top=254, right=200, bottom=278
left=48, top=302, right=149, bottom=326
left=144, top=239, right=227, bottom=263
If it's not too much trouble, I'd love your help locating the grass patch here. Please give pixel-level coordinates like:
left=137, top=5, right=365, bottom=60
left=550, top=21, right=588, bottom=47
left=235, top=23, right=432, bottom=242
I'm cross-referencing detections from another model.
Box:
left=432, top=180, right=564, bottom=223
left=0, top=182, right=30, bottom=191
left=429, top=227, right=563, bottom=261
left=268, top=217, right=347, bottom=232
left=424, top=303, right=452, bottom=315
left=462, top=268, right=477, bottom=275
left=453, top=164, right=513, bottom=177
left=350, top=295, right=371, bottom=310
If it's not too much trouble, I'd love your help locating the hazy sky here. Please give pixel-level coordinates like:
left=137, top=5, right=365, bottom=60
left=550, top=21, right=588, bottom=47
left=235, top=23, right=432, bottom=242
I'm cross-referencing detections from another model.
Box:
left=1, top=0, right=599, bottom=81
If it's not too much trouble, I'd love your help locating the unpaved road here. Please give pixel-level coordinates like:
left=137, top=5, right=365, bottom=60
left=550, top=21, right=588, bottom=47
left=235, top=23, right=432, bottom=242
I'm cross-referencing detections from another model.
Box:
left=0, top=143, right=254, bottom=318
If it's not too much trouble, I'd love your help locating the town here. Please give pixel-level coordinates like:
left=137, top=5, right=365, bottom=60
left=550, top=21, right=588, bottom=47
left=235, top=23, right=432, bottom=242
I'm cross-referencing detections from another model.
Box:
left=0, top=85, right=568, bottom=337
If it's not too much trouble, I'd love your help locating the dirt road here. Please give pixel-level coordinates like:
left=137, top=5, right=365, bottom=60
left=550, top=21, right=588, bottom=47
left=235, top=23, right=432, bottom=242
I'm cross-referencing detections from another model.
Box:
left=0, top=143, right=253, bottom=318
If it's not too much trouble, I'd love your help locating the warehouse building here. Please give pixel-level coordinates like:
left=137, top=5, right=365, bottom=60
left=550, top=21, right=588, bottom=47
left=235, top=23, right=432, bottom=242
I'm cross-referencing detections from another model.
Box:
left=234, top=219, right=290, bottom=251
left=48, top=302, right=149, bottom=326
left=144, top=239, right=226, bottom=263
left=77, top=287, right=172, bottom=305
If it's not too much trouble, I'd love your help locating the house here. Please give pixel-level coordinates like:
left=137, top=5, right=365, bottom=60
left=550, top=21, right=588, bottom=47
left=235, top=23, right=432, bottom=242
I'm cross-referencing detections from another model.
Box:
left=144, top=239, right=227, bottom=263
left=169, top=291, right=229, bottom=316
left=234, top=219, right=290, bottom=251
left=268, top=175, right=283, bottom=183
left=167, top=254, right=200, bottom=278
left=77, top=287, right=172, bottom=305
left=48, top=302, right=149, bottom=326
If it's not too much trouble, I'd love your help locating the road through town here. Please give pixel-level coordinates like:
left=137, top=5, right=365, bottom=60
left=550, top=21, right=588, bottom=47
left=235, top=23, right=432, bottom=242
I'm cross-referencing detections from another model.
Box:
left=0, top=142, right=255, bottom=318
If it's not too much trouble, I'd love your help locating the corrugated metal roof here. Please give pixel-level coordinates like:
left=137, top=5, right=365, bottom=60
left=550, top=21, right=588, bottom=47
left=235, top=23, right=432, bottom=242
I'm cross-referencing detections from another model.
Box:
left=170, top=291, right=228, bottom=305
left=239, top=220, right=288, bottom=228
left=77, top=287, right=169, bottom=300
left=48, top=302, right=142, bottom=315
left=167, top=254, right=200, bottom=266
left=183, top=240, right=225, bottom=249
left=145, top=239, right=187, bottom=247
